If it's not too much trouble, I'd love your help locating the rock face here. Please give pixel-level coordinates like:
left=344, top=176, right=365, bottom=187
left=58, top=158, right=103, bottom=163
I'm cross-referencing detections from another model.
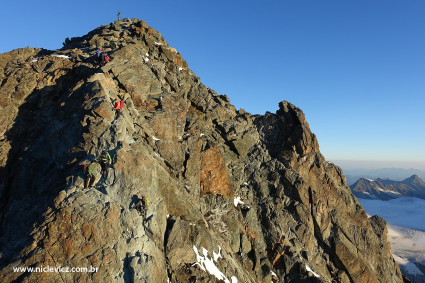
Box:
left=0, top=18, right=406, bottom=282
left=351, top=175, right=425, bottom=200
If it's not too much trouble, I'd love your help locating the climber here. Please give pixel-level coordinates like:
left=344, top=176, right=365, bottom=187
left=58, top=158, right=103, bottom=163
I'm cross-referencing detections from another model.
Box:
left=97, top=150, right=111, bottom=177
left=95, top=48, right=102, bottom=63
left=100, top=52, right=106, bottom=65
left=132, top=195, right=150, bottom=223
left=114, top=99, right=124, bottom=120
left=84, top=161, right=96, bottom=189
left=100, top=52, right=111, bottom=65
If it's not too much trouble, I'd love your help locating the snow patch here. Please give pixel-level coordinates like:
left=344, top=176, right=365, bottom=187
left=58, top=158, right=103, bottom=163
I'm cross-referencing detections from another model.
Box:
left=145, top=53, right=149, bottom=56
left=193, top=246, right=232, bottom=283
left=143, top=57, right=149, bottom=62
left=233, top=197, right=244, bottom=207
left=388, top=225, right=425, bottom=275
left=51, top=54, right=71, bottom=59
left=179, top=67, right=183, bottom=71
left=152, top=136, right=160, bottom=141
left=305, top=265, right=320, bottom=278
left=154, top=42, right=162, bottom=46
left=375, top=187, right=401, bottom=195
left=200, top=133, right=205, bottom=138
left=366, top=178, right=374, bottom=182
left=213, top=246, right=222, bottom=261
left=31, top=58, right=38, bottom=62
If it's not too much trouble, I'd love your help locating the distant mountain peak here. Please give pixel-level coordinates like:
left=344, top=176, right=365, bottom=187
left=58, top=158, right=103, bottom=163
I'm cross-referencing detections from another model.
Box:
left=351, top=174, right=425, bottom=201
left=404, top=174, right=421, bottom=181
left=353, top=178, right=374, bottom=186
left=402, top=174, right=425, bottom=187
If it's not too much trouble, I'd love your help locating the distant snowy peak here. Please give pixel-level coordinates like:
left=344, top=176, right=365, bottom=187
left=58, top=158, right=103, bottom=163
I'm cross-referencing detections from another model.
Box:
left=350, top=175, right=425, bottom=201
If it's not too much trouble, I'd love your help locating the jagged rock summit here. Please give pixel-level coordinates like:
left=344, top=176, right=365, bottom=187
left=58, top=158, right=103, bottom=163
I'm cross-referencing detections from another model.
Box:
left=0, top=18, right=406, bottom=282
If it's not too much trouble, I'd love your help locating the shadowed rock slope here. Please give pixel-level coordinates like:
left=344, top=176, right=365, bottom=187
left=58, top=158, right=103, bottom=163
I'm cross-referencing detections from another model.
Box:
left=0, top=18, right=406, bottom=282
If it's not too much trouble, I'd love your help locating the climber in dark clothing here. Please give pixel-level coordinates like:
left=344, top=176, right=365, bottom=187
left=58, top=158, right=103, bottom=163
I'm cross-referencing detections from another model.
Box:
left=84, top=161, right=96, bottom=189
left=95, top=48, right=103, bottom=64
left=97, top=150, right=111, bottom=177
left=132, top=195, right=149, bottom=223
left=96, top=48, right=102, bottom=58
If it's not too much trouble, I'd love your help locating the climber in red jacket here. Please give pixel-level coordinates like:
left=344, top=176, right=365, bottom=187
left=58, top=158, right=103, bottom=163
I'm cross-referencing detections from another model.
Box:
left=114, top=99, right=124, bottom=120
left=101, top=52, right=111, bottom=65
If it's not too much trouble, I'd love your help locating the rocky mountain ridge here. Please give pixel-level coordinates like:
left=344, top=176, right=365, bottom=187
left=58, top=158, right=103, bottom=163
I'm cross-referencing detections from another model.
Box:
left=351, top=175, right=425, bottom=201
left=0, top=18, right=407, bottom=282
left=343, top=168, right=425, bottom=187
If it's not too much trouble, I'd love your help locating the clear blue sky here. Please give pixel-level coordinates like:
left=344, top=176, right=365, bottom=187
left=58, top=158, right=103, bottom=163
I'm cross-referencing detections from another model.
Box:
left=1, top=0, right=424, bottom=169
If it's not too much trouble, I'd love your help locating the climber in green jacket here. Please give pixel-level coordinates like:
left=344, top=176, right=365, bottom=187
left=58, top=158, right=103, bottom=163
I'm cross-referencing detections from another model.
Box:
left=131, top=195, right=150, bottom=223
left=97, top=150, right=112, bottom=177
left=84, top=161, right=96, bottom=189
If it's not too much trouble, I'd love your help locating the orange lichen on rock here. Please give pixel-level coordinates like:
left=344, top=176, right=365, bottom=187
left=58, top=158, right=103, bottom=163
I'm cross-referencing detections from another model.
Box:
left=173, top=55, right=188, bottom=69
left=200, top=146, right=233, bottom=197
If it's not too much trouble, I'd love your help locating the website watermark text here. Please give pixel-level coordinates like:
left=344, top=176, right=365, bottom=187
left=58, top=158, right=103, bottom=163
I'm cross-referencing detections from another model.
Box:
left=13, top=265, right=98, bottom=273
